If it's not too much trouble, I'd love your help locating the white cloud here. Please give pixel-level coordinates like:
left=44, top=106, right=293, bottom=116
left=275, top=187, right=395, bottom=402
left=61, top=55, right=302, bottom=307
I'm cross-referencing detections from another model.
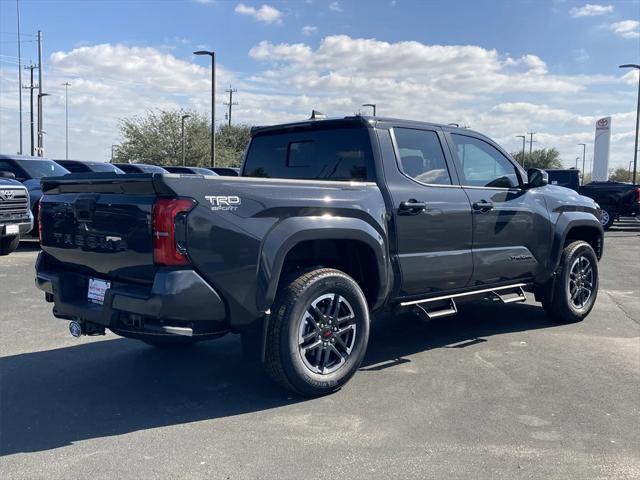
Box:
left=609, top=20, right=640, bottom=39
left=329, top=1, right=342, bottom=12
left=0, top=36, right=635, bottom=170
left=234, top=3, right=282, bottom=24
left=302, top=25, right=318, bottom=36
left=570, top=3, right=614, bottom=17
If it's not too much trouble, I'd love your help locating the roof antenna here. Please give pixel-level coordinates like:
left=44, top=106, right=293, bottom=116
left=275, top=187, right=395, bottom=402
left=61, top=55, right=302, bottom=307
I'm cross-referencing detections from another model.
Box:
left=309, top=110, right=326, bottom=120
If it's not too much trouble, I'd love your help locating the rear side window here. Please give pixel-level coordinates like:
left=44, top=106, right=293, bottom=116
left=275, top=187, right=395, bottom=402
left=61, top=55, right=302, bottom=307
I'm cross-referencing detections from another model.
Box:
left=393, top=128, right=452, bottom=185
left=243, top=127, right=375, bottom=181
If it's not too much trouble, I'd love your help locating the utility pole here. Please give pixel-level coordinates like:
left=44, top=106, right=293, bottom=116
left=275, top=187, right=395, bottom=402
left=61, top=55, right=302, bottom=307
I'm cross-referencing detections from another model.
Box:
left=23, top=64, right=37, bottom=156
left=224, top=86, right=237, bottom=127
left=527, top=131, right=536, bottom=155
left=16, top=0, right=23, bottom=154
left=36, top=30, right=44, bottom=156
left=62, top=82, right=71, bottom=159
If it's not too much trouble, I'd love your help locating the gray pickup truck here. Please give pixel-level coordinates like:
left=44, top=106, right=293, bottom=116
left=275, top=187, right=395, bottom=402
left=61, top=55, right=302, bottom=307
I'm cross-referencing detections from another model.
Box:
left=0, top=174, right=33, bottom=255
left=36, top=116, right=603, bottom=395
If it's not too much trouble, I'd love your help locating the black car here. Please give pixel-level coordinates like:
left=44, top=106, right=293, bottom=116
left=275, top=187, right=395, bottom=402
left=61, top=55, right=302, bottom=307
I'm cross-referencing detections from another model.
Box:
left=579, top=181, right=640, bottom=229
left=36, top=116, right=604, bottom=396
left=164, top=166, right=217, bottom=175
left=113, top=163, right=169, bottom=174
left=546, top=169, right=580, bottom=192
left=55, top=160, right=125, bottom=174
left=209, top=167, right=240, bottom=176
left=0, top=154, right=69, bottom=236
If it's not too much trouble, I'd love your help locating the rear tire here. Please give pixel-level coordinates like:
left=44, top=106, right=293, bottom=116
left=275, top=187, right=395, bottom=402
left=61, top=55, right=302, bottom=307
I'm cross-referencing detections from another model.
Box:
left=0, top=235, right=20, bottom=256
left=542, top=241, right=599, bottom=323
left=264, top=268, right=370, bottom=396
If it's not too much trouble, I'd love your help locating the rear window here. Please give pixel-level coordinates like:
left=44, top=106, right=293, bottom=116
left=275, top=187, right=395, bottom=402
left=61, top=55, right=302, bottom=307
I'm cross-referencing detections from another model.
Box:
left=243, top=126, right=375, bottom=181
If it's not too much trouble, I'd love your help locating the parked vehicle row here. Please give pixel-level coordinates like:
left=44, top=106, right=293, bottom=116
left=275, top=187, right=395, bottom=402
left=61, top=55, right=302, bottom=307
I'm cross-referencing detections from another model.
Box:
left=34, top=116, right=604, bottom=396
left=579, top=181, right=639, bottom=230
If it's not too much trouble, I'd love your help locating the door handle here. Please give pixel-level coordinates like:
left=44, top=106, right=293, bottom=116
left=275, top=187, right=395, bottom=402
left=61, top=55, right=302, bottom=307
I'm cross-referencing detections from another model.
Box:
left=399, top=200, right=427, bottom=214
left=472, top=200, right=494, bottom=213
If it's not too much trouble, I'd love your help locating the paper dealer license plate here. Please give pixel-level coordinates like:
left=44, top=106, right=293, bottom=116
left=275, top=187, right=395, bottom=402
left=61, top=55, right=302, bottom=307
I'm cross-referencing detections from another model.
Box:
left=88, top=278, right=110, bottom=305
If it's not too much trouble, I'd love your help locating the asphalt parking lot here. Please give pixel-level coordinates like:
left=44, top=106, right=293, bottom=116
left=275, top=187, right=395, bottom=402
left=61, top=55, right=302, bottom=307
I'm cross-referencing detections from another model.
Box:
left=1, top=219, right=639, bottom=480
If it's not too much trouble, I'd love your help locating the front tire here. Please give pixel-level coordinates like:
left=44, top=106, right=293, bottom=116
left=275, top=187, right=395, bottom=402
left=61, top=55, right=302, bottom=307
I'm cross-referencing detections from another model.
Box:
left=542, top=241, right=599, bottom=323
left=264, top=268, right=370, bottom=396
left=599, top=207, right=614, bottom=230
left=0, top=235, right=20, bottom=256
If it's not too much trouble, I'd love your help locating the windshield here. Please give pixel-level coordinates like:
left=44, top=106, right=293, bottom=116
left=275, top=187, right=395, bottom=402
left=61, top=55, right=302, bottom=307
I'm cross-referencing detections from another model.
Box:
left=16, top=159, right=69, bottom=178
left=139, top=165, right=168, bottom=173
left=89, top=163, right=123, bottom=173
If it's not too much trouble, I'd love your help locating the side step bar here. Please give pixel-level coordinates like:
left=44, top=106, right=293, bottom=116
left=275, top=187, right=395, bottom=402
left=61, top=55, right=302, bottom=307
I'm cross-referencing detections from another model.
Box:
left=400, top=283, right=528, bottom=309
left=492, top=286, right=527, bottom=304
left=414, top=298, right=458, bottom=320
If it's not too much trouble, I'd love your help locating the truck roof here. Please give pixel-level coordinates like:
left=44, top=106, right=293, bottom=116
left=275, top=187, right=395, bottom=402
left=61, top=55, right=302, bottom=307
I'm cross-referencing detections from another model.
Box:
left=251, top=115, right=488, bottom=139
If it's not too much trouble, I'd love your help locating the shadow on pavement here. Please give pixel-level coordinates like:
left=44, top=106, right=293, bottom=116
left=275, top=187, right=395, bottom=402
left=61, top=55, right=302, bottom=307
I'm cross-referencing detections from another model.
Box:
left=1, top=301, right=557, bottom=455
left=16, top=241, right=41, bottom=253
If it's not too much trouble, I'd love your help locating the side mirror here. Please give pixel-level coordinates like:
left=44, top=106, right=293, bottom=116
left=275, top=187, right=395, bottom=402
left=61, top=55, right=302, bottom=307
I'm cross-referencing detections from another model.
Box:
left=0, top=171, right=16, bottom=179
left=527, top=168, right=548, bottom=189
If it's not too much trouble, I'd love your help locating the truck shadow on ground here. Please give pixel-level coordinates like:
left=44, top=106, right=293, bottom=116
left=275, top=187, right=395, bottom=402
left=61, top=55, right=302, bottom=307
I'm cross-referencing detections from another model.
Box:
left=1, top=301, right=559, bottom=455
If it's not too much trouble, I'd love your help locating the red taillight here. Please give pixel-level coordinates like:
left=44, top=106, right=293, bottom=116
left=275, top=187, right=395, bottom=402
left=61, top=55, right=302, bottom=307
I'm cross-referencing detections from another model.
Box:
left=634, top=187, right=640, bottom=203
left=37, top=198, right=43, bottom=243
left=152, top=198, right=195, bottom=266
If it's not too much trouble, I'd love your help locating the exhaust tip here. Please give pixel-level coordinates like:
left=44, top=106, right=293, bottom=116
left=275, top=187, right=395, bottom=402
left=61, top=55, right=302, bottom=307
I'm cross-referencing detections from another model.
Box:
left=69, top=321, right=83, bottom=337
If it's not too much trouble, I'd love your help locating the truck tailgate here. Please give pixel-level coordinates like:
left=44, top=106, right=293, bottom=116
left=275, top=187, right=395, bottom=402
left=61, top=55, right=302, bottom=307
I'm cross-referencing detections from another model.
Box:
left=39, top=174, right=174, bottom=284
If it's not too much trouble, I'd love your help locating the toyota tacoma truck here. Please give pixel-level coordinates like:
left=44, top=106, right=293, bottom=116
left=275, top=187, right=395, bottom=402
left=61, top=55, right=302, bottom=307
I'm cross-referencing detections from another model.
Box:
left=0, top=174, right=33, bottom=255
left=35, top=116, right=604, bottom=396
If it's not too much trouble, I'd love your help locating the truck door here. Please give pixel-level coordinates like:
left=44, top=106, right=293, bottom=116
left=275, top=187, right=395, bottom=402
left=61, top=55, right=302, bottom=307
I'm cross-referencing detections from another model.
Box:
left=377, top=127, right=473, bottom=297
left=445, top=132, right=550, bottom=286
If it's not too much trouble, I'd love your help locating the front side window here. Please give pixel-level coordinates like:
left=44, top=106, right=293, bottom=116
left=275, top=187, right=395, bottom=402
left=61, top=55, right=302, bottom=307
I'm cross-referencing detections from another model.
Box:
left=450, top=134, right=520, bottom=189
left=393, top=128, right=452, bottom=185
left=244, top=126, right=374, bottom=181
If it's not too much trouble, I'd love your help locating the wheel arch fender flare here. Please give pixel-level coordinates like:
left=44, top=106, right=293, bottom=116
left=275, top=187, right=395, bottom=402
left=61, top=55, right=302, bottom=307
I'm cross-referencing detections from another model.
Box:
left=550, top=213, right=604, bottom=273
left=257, top=216, right=390, bottom=312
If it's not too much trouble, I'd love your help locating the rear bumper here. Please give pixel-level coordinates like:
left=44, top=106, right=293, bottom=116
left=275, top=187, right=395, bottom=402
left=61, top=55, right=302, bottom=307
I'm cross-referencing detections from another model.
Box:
left=35, top=252, right=228, bottom=336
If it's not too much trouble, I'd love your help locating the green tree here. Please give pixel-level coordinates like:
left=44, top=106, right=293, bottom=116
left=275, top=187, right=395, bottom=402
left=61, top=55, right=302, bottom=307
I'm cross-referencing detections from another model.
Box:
left=114, top=109, right=251, bottom=168
left=510, top=148, right=563, bottom=170
left=609, top=167, right=632, bottom=182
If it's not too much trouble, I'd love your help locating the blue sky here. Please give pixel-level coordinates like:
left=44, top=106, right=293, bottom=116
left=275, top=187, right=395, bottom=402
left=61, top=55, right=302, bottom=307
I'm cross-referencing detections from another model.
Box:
left=0, top=0, right=638, bottom=169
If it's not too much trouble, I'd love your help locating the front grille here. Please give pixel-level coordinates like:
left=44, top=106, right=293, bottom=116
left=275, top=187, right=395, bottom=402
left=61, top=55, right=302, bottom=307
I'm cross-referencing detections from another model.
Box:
left=0, top=189, right=29, bottom=219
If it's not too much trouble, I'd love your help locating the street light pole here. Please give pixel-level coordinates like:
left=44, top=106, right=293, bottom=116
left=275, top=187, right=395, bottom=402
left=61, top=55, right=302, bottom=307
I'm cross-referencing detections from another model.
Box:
left=516, top=135, right=526, bottom=168
left=362, top=103, right=376, bottom=116
left=181, top=114, right=191, bottom=167
left=36, top=92, right=49, bottom=156
left=62, top=82, right=71, bottom=159
left=578, top=143, right=586, bottom=185
left=619, top=64, right=640, bottom=185
left=194, top=50, right=216, bottom=167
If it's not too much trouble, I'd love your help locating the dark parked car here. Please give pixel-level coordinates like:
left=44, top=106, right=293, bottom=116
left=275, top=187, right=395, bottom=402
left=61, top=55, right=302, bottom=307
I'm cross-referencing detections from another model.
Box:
left=55, top=160, right=125, bottom=174
left=0, top=154, right=69, bottom=236
left=579, top=181, right=639, bottom=229
left=164, top=166, right=217, bottom=175
left=546, top=169, right=580, bottom=192
left=209, top=167, right=240, bottom=176
left=0, top=174, right=33, bottom=255
left=113, top=163, right=169, bottom=174
left=36, top=116, right=603, bottom=396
